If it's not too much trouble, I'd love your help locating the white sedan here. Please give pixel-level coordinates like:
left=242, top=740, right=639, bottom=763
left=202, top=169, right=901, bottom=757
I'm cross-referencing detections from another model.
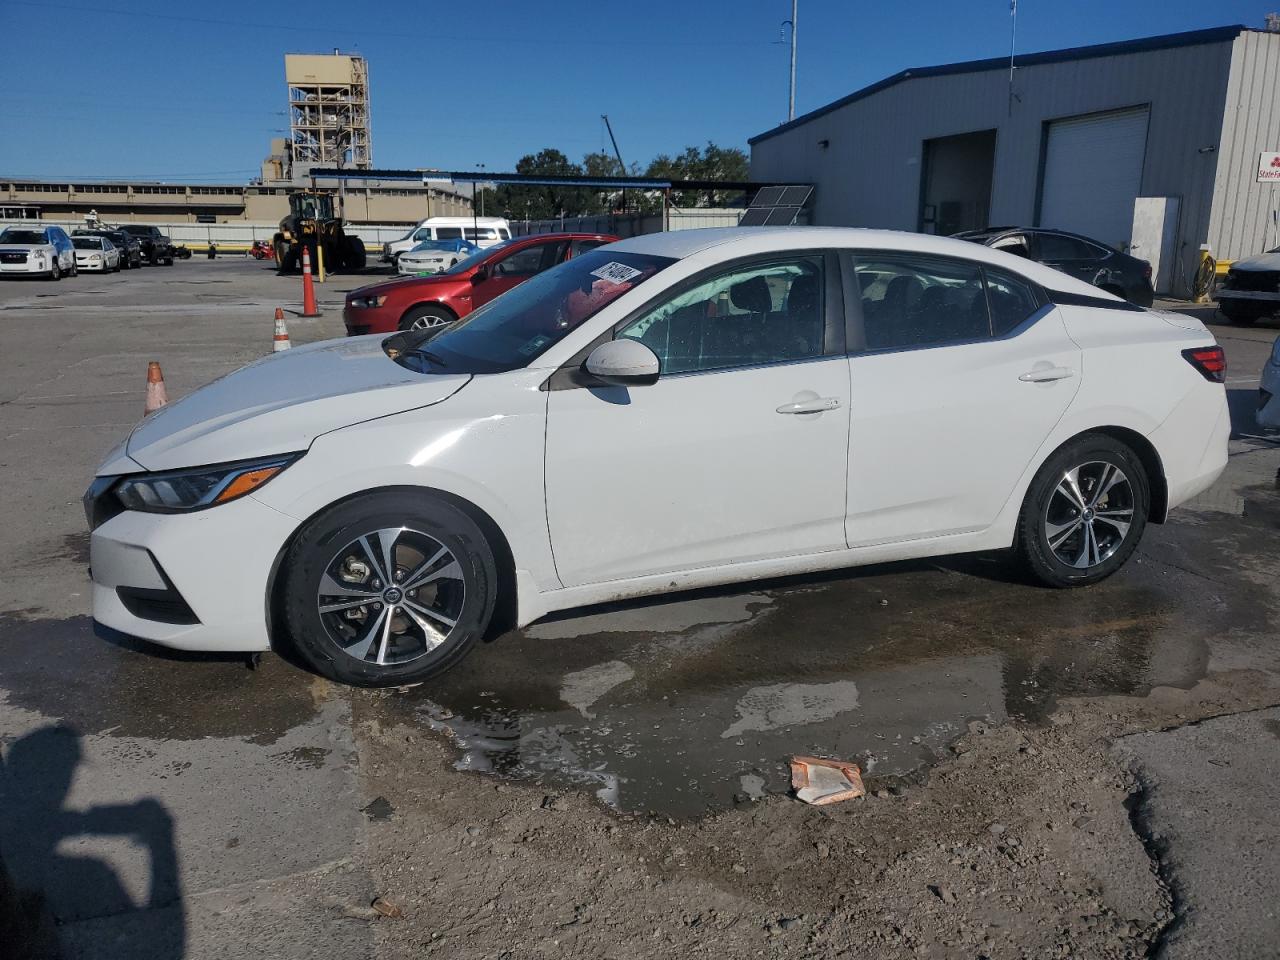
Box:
left=72, top=235, right=122, bottom=273
left=85, top=228, right=1230, bottom=687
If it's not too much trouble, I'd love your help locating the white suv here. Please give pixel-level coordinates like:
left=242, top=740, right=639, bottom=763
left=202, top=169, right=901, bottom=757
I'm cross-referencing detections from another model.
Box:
left=0, top=225, right=77, bottom=279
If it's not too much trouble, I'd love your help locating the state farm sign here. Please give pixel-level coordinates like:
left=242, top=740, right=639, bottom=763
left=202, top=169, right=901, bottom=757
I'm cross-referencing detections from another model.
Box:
left=1258, top=152, right=1280, bottom=182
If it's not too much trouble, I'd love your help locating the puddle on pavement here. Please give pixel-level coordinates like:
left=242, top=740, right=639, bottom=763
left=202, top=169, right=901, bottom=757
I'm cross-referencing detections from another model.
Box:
left=371, top=551, right=1230, bottom=818
left=0, top=614, right=323, bottom=744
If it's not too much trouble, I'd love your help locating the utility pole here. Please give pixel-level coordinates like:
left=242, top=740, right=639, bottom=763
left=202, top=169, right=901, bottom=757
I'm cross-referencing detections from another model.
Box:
left=601, top=114, right=627, bottom=213
left=788, top=0, right=798, bottom=121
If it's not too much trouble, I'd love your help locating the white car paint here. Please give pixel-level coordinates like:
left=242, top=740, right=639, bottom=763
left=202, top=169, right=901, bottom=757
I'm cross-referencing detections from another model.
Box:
left=1259, top=335, right=1280, bottom=429
left=87, top=227, right=1229, bottom=655
left=0, top=226, right=76, bottom=277
left=72, top=236, right=121, bottom=272
left=396, top=242, right=477, bottom=276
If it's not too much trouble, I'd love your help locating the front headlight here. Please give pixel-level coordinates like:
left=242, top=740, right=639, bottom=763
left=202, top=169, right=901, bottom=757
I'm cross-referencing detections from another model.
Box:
left=113, top=454, right=300, bottom=513
left=349, top=294, right=387, bottom=308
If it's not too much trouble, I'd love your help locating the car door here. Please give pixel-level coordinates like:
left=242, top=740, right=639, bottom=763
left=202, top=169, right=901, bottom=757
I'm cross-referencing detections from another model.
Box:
left=1033, top=232, right=1107, bottom=286
left=471, top=239, right=567, bottom=310
left=544, top=252, right=850, bottom=587
left=845, top=250, right=1080, bottom=547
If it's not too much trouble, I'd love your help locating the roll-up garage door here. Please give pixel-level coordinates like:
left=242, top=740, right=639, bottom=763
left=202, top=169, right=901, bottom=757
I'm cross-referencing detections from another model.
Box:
left=1038, top=106, right=1149, bottom=250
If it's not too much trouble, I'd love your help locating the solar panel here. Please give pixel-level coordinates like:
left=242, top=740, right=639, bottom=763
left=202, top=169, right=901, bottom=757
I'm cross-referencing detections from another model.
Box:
left=779, top=185, right=814, bottom=207
left=764, top=206, right=804, bottom=225
left=750, top=186, right=787, bottom=207
left=738, top=207, right=771, bottom=226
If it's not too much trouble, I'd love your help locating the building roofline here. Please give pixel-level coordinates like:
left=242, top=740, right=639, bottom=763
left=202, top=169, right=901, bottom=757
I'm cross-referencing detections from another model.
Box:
left=749, top=24, right=1250, bottom=145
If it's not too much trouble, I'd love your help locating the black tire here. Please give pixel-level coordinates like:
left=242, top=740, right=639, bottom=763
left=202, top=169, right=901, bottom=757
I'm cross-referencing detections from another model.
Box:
left=48, top=260, right=61, bottom=281
left=343, top=235, right=366, bottom=271
left=163, top=256, right=174, bottom=266
left=1219, top=303, right=1261, bottom=326
left=1015, top=434, right=1149, bottom=588
left=280, top=491, right=498, bottom=687
left=398, top=304, right=456, bottom=333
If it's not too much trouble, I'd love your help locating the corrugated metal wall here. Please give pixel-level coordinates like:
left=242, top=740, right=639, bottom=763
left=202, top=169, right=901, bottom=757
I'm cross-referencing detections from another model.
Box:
left=751, top=38, right=1238, bottom=296
left=1209, top=31, right=1280, bottom=262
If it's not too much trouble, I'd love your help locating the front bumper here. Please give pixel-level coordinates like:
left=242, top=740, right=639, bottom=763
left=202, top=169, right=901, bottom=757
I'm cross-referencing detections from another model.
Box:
left=343, top=303, right=395, bottom=336
left=0, top=260, right=45, bottom=274
left=397, top=260, right=447, bottom=275
left=89, top=492, right=299, bottom=652
left=1215, top=289, right=1280, bottom=306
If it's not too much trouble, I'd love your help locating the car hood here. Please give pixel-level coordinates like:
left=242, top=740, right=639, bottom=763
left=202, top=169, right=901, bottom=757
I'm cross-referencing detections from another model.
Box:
left=350, top=273, right=466, bottom=298
left=125, top=336, right=472, bottom=471
left=1230, top=252, right=1280, bottom=272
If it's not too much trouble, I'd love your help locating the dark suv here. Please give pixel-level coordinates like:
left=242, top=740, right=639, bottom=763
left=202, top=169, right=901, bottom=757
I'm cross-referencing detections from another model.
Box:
left=118, top=224, right=175, bottom=266
left=73, top=229, right=143, bottom=269
left=955, top=227, right=1154, bottom=307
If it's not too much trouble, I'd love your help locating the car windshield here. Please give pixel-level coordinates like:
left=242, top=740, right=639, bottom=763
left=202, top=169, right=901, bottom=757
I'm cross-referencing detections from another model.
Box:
left=410, top=240, right=472, bottom=254
left=1, top=229, right=47, bottom=244
left=392, top=249, right=675, bottom=374
left=72, top=237, right=102, bottom=249
left=441, top=239, right=515, bottom=276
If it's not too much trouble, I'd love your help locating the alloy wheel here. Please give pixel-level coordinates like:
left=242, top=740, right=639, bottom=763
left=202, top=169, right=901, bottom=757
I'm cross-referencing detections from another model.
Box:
left=1043, top=461, right=1135, bottom=569
left=315, top=526, right=465, bottom=666
left=409, top=314, right=451, bottom=332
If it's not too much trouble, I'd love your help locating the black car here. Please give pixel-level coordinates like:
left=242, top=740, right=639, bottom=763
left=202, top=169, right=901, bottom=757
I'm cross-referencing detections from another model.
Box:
left=73, top=229, right=143, bottom=269
left=954, top=227, right=1154, bottom=307
left=118, top=224, right=175, bottom=266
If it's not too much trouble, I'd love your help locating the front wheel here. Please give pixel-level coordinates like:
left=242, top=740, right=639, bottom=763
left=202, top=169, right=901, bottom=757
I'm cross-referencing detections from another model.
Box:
left=48, top=261, right=61, bottom=281
left=280, top=491, right=498, bottom=687
left=398, top=304, right=456, bottom=333
left=1015, top=434, right=1149, bottom=588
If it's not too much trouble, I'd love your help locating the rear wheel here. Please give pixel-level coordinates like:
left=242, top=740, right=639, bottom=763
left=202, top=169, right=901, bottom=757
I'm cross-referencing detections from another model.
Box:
left=1015, top=434, right=1149, bottom=588
left=280, top=491, right=497, bottom=687
left=1219, top=302, right=1263, bottom=326
left=398, top=304, right=456, bottom=333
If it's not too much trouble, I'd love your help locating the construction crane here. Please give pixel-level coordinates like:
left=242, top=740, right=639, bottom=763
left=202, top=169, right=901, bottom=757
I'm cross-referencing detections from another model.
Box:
left=601, top=114, right=628, bottom=213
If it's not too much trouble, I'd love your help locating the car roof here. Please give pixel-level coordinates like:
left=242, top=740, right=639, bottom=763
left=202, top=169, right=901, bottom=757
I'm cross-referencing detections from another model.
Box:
left=607, top=227, right=1107, bottom=297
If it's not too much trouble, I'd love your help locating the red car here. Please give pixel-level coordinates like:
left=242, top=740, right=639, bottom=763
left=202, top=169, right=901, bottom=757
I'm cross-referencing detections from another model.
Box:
left=344, top=232, right=618, bottom=335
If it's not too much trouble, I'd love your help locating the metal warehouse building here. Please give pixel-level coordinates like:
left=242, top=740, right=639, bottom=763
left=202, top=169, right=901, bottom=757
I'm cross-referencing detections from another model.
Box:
left=749, top=25, right=1280, bottom=297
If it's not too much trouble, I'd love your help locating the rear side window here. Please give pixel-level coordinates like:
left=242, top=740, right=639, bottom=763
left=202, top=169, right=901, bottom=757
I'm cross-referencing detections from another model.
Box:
left=854, top=253, right=988, bottom=349
left=434, top=227, right=463, bottom=240
left=984, top=268, right=1042, bottom=335
left=1037, top=233, right=1103, bottom=261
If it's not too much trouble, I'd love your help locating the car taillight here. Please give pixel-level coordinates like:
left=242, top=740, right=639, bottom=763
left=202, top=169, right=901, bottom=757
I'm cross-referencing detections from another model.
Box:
left=1182, top=346, right=1226, bottom=383
left=1142, top=261, right=1152, bottom=281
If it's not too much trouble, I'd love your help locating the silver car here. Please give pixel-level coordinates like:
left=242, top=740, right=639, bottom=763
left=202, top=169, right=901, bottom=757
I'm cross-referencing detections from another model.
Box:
left=72, top=235, right=122, bottom=273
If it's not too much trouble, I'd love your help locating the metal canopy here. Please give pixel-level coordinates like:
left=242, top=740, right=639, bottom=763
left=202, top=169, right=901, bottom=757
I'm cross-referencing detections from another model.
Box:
left=303, top=167, right=807, bottom=194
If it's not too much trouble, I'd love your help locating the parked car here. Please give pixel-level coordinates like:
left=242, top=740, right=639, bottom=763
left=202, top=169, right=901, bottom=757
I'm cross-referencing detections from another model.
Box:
left=347, top=233, right=616, bottom=334
left=1259, top=335, right=1280, bottom=429
left=381, top=216, right=512, bottom=265
left=0, top=225, right=76, bottom=279
left=118, top=224, right=175, bottom=265
left=396, top=238, right=482, bottom=276
left=74, top=228, right=143, bottom=269
left=954, top=227, right=1154, bottom=307
left=1213, top=249, right=1280, bottom=324
left=71, top=235, right=122, bottom=272
left=85, top=227, right=1229, bottom=688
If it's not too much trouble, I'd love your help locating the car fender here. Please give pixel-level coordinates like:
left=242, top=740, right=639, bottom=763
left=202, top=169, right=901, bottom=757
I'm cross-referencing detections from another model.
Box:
left=251, top=370, right=560, bottom=615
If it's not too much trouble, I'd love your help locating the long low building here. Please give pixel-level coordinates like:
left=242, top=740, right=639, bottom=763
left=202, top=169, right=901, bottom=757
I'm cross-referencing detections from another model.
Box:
left=749, top=24, right=1280, bottom=296
left=0, top=178, right=471, bottom=226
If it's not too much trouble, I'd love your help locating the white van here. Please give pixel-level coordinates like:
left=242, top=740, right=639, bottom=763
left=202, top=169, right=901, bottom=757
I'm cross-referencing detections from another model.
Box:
left=381, top=216, right=511, bottom=264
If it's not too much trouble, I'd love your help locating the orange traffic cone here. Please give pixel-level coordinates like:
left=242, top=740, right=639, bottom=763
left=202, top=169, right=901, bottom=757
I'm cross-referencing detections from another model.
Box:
left=301, top=247, right=320, bottom=318
left=272, top=307, right=291, bottom=352
left=145, top=361, right=168, bottom=414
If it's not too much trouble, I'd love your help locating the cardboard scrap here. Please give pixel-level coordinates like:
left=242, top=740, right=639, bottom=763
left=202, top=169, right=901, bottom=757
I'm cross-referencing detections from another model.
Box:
left=789, top=755, right=866, bottom=805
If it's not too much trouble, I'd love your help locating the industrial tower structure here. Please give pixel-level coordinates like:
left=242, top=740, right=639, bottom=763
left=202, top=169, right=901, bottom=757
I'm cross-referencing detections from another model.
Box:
left=284, top=52, right=372, bottom=176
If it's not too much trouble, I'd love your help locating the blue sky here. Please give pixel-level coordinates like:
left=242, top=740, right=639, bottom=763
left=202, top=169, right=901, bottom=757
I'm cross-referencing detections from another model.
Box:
left=0, top=0, right=1267, bottom=182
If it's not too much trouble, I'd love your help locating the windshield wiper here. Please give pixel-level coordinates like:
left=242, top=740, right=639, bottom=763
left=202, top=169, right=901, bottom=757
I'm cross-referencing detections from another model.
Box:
left=403, top=348, right=448, bottom=368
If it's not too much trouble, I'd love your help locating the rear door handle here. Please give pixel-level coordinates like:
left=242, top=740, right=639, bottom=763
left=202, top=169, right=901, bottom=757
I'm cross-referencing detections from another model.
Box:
left=776, top=397, right=841, bottom=414
left=1019, top=366, right=1075, bottom=383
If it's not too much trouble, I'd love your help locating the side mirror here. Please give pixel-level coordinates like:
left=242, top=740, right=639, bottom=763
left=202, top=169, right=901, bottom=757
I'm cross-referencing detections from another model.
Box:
left=470, top=265, right=488, bottom=284
left=584, top=340, right=660, bottom=386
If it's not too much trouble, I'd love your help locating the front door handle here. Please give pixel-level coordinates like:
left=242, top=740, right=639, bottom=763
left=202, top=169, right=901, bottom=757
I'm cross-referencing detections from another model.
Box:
left=776, top=397, right=841, bottom=414
left=1019, top=366, right=1075, bottom=383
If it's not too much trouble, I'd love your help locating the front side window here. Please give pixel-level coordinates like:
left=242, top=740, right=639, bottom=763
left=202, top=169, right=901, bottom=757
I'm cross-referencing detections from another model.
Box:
left=396, top=249, right=673, bottom=374
left=855, top=253, right=988, bottom=349
left=492, top=241, right=563, bottom=278
left=616, top=257, right=825, bottom=375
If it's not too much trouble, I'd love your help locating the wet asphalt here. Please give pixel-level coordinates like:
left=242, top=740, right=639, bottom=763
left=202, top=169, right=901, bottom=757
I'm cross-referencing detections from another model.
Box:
left=0, top=261, right=1278, bottom=955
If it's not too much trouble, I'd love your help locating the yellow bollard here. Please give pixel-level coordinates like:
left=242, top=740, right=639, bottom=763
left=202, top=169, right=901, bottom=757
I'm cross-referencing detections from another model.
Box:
left=316, top=243, right=326, bottom=283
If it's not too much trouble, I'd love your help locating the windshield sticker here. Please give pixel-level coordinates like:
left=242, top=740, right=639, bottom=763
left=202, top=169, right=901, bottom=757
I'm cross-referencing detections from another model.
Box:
left=518, top=334, right=553, bottom=356
left=590, top=261, right=643, bottom=285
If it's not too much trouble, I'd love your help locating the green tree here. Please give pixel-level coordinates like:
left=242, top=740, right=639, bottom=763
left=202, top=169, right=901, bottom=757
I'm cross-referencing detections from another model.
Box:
left=646, top=142, right=749, bottom=207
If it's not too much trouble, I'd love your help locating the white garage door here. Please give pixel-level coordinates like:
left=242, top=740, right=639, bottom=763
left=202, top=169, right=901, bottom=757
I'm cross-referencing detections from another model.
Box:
left=1039, top=107, right=1149, bottom=250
